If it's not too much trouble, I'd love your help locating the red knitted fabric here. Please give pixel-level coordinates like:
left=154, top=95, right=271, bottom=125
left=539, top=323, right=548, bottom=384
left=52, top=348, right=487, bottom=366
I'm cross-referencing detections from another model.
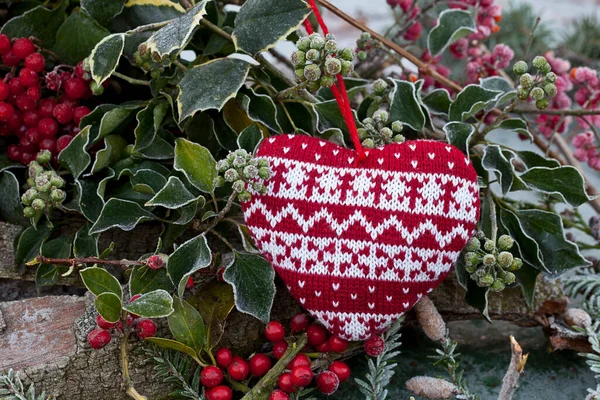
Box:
left=243, top=135, right=480, bottom=340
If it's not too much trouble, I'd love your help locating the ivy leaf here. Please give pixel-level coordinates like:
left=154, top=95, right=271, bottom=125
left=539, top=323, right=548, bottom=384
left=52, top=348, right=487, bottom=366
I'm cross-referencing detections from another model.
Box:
left=465, top=279, right=490, bottom=322
left=515, top=209, right=591, bottom=275
left=35, top=235, right=72, bottom=287
left=239, top=89, right=283, bottom=133
left=443, top=121, right=475, bottom=155
left=480, top=76, right=517, bottom=106
left=520, top=166, right=598, bottom=207
left=82, top=0, right=125, bottom=25
left=15, top=225, right=52, bottom=266
left=514, top=263, right=539, bottom=308
left=58, top=126, right=91, bottom=179
left=123, top=289, right=174, bottom=318
left=223, top=252, right=275, bottom=324
left=91, top=104, right=142, bottom=144
left=90, top=33, right=125, bottom=86
left=130, top=265, right=174, bottom=295
left=1, top=3, right=67, bottom=48
left=389, top=79, right=426, bottom=131
left=167, top=234, right=212, bottom=297
left=80, top=266, right=123, bottom=298
left=134, top=100, right=169, bottom=152
left=53, top=10, right=111, bottom=65
left=146, top=337, right=201, bottom=362
left=144, top=0, right=208, bottom=59
left=95, top=292, right=122, bottom=323
left=177, top=58, right=250, bottom=121
left=233, top=0, right=311, bottom=54
left=313, top=100, right=351, bottom=134
left=174, top=138, right=217, bottom=193
left=89, top=198, right=156, bottom=234
left=518, top=151, right=561, bottom=169
left=427, top=9, right=476, bottom=56
left=131, top=169, right=168, bottom=194
left=145, top=176, right=198, bottom=209
left=422, top=89, right=453, bottom=116
left=74, top=223, right=100, bottom=258
left=489, top=118, right=533, bottom=141
left=168, top=298, right=206, bottom=353
left=317, top=78, right=371, bottom=101
left=75, top=169, right=115, bottom=222
left=448, top=84, right=502, bottom=122
left=498, top=208, right=546, bottom=272
left=190, top=281, right=235, bottom=351
left=0, top=170, right=26, bottom=225
left=90, top=135, right=128, bottom=175
left=237, top=124, right=263, bottom=154
left=482, top=144, right=515, bottom=194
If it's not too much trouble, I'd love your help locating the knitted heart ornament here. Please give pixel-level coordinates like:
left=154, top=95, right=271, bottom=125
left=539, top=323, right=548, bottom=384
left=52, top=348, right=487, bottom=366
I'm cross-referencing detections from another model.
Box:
left=242, top=135, right=480, bottom=340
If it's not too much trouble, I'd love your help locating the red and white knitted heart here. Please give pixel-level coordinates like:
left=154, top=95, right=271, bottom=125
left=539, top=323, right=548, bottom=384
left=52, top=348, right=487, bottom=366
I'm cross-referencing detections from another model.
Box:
left=242, top=135, right=480, bottom=341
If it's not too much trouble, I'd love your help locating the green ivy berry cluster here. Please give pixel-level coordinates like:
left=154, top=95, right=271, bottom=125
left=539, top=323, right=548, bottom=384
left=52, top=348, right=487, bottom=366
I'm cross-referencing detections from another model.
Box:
left=20, top=151, right=66, bottom=220
left=356, top=32, right=376, bottom=61
left=464, top=233, right=522, bottom=292
left=134, top=44, right=179, bottom=79
left=363, top=78, right=392, bottom=115
left=292, top=33, right=355, bottom=91
left=358, top=110, right=405, bottom=148
left=514, top=56, right=557, bottom=110
left=214, top=149, right=271, bottom=202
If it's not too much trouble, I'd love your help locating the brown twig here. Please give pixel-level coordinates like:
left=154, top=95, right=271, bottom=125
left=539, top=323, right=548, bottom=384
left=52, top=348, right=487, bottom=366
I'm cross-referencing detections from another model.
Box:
left=514, top=108, right=600, bottom=116
left=498, top=336, right=528, bottom=400
left=35, top=255, right=142, bottom=268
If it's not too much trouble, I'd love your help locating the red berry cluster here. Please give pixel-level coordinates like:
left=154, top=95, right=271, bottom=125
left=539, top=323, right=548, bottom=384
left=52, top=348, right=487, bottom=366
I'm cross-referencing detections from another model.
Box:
left=0, top=34, right=95, bottom=165
left=87, top=294, right=157, bottom=350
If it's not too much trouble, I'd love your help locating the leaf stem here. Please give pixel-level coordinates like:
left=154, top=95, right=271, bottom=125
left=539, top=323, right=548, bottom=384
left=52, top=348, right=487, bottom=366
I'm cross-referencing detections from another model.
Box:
left=112, top=72, right=151, bottom=86
left=121, top=329, right=148, bottom=400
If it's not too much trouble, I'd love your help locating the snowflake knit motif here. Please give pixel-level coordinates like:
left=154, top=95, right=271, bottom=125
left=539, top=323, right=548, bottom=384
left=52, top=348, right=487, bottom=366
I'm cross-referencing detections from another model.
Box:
left=242, top=135, right=480, bottom=340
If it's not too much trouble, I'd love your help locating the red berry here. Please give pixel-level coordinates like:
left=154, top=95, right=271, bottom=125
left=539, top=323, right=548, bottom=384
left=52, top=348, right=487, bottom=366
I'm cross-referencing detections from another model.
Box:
left=329, top=336, right=348, bottom=353
left=52, top=103, right=73, bottom=124
left=38, top=98, right=56, bottom=117
left=7, top=144, right=21, bottom=161
left=96, top=315, right=116, bottom=330
left=227, top=357, right=249, bottom=381
left=9, top=78, right=25, bottom=96
left=136, top=319, right=157, bottom=339
left=269, top=390, right=290, bottom=400
left=27, top=86, right=41, bottom=101
left=39, top=138, right=56, bottom=153
left=16, top=94, right=36, bottom=111
left=316, top=371, right=339, bottom=395
left=290, top=365, right=313, bottom=387
left=0, top=102, right=15, bottom=122
left=0, top=81, right=9, bottom=101
left=0, top=123, right=10, bottom=136
left=25, top=53, right=45, bottom=73
left=18, top=68, right=39, bottom=87
left=328, top=361, right=351, bottom=382
left=306, top=324, right=328, bottom=347
left=287, top=354, right=310, bottom=370
left=7, top=109, right=22, bottom=130
left=364, top=335, right=385, bottom=357
left=317, top=340, right=331, bottom=353
left=25, top=127, right=41, bottom=144
left=72, top=105, right=90, bottom=126
left=249, top=353, right=272, bottom=377
left=59, top=95, right=78, bottom=108
left=277, top=373, right=295, bottom=393
left=21, top=152, right=34, bottom=165
left=38, top=117, right=58, bottom=137
left=200, top=365, right=223, bottom=388
left=290, top=313, right=310, bottom=333
left=272, top=340, right=288, bottom=359
left=56, top=135, right=73, bottom=153
left=2, top=51, right=21, bottom=67
left=87, top=328, right=111, bottom=349
left=23, top=110, right=40, bottom=128
left=19, top=135, right=37, bottom=153
left=75, top=61, right=90, bottom=81
left=185, top=276, right=194, bottom=290
left=206, top=385, right=232, bottom=400
left=0, top=34, right=11, bottom=55
left=265, top=321, right=286, bottom=342
left=215, top=347, right=233, bottom=369
left=146, top=254, right=163, bottom=270
left=12, top=38, right=35, bottom=59
left=216, top=266, right=225, bottom=282
left=64, top=77, right=87, bottom=99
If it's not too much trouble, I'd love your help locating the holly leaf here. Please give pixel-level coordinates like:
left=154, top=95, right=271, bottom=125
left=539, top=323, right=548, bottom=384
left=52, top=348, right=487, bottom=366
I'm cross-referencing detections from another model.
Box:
left=35, top=235, right=73, bottom=287
left=223, top=252, right=275, bottom=324
left=167, top=234, right=212, bottom=297
left=449, top=84, right=502, bottom=122
left=173, top=138, right=217, bottom=193
left=82, top=0, right=125, bottom=25
left=443, top=121, right=475, bottom=155
left=233, top=0, right=311, bottom=54
left=111, top=0, right=184, bottom=32
left=423, top=89, right=453, bottom=116
left=145, top=176, right=198, bottom=209
left=95, top=292, right=122, bottom=323
left=146, top=338, right=200, bottom=362
left=53, top=10, right=111, bottom=65
left=482, top=144, right=515, bottom=194
left=389, top=79, right=426, bottom=131
left=74, top=223, right=100, bottom=258
left=189, top=281, right=235, bottom=351
left=130, top=265, right=174, bottom=295
left=90, top=33, right=125, bottom=86
left=143, top=0, right=208, bottom=58
left=123, top=289, right=174, bottom=318
left=80, top=266, right=123, bottom=298
left=168, top=298, right=206, bottom=353
left=520, top=166, right=598, bottom=207
left=15, top=225, right=52, bottom=266
left=428, top=9, right=476, bottom=56
left=89, top=198, right=156, bottom=234
left=1, top=3, right=67, bottom=48
left=58, top=126, right=92, bottom=179
left=177, top=58, right=250, bottom=121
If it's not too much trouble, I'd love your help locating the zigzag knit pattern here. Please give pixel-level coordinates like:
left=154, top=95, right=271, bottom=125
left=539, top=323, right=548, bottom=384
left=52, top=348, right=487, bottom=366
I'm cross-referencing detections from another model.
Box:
left=242, top=135, right=480, bottom=340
